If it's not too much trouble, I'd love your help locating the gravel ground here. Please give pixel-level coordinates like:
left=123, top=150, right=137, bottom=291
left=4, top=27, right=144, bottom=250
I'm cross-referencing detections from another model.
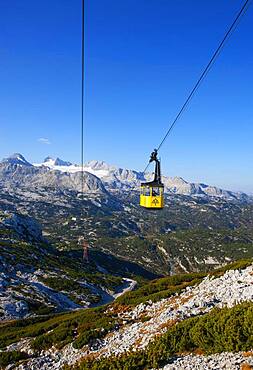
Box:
left=10, top=265, right=253, bottom=369
left=161, top=351, right=253, bottom=370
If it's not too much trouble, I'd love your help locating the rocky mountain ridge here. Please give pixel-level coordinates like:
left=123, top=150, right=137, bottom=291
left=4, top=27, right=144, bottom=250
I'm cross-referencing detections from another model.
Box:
left=2, top=153, right=248, bottom=201
left=0, top=156, right=106, bottom=194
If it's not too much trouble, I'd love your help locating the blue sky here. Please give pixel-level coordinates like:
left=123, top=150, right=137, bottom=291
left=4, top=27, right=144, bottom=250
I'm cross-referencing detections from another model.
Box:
left=0, top=0, right=253, bottom=192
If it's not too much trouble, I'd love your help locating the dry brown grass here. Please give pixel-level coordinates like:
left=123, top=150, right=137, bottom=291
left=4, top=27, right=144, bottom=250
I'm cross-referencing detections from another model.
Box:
left=138, top=328, right=150, bottom=335
left=159, top=292, right=193, bottom=312
left=178, top=293, right=194, bottom=304
left=134, top=337, right=144, bottom=347
left=176, top=351, right=191, bottom=356
left=78, top=351, right=100, bottom=362
left=103, top=331, right=117, bottom=339
left=108, top=303, right=132, bottom=315
left=158, top=318, right=178, bottom=331
left=153, top=295, right=181, bottom=314
left=193, top=348, right=205, bottom=355
left=241, top=363, right=252, bottom=370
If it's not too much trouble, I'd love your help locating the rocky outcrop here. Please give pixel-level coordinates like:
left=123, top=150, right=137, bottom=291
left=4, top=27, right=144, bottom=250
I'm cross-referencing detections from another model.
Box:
left=0, top=160, right=107, bottom=194
left=94, top=266, right=253, bottom=357
left=2, top=213, right=44, bottom=242
left=161, top=352, right=253, bottom=369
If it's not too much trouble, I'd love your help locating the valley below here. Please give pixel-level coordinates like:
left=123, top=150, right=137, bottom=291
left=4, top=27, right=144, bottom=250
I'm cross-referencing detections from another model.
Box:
left=0, top=154, right=253, bottom=369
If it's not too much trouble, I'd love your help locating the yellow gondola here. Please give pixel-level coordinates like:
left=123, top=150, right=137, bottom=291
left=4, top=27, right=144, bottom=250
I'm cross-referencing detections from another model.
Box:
left=140, top=149, right=164, bottom=209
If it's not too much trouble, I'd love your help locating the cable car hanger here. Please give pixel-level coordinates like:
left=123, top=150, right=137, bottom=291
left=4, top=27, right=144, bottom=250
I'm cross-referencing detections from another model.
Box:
left=140, top=0, right=252, bottom=210
left=140, top=149, right=164, bottom=209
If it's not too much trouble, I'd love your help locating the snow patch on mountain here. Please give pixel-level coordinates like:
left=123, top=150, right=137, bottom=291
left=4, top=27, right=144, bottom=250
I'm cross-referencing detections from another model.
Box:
left=43, top=156, right=73, bottom=167
left=1, top=153, right=250, bottom=200
left=0, top=157, right=107, bottom=194
left=34, top=159, right=115, bottom=177
left=33, top=156, right=249, bottom=200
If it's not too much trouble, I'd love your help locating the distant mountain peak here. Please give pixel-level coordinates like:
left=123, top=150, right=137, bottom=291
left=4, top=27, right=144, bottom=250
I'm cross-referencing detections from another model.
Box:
left=2, top=153, right=32, bottom=166
left=43, top=156, right=54, bottom=163
left=43, top=156, right=72, bottom=167
left=85, top=160, right=117, bottom=171
left=1, top=154, right=249, bottom=201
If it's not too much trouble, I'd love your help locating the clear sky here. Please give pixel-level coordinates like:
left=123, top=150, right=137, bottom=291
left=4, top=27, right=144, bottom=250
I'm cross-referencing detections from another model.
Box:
left=1, top=1, right=253, bottom=192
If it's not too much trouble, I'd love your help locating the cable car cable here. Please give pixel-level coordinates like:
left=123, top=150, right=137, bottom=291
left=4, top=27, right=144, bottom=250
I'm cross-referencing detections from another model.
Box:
left=81, top=0, right=85, bottom=199
left=143, top=0, right=252, bottom=173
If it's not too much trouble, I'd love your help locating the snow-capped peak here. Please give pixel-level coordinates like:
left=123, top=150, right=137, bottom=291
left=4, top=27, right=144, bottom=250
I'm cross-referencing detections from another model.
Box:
left=43, top=157, right=72, bottom=167
left=2, top=153, right=32, bottom=166
left=85, top=160, right=117, bottom=172
left=2, top=153, right=248, bottom=200
left=43, top=156, right=55, bottom=166
left=33, top=158, right=115, bottom=177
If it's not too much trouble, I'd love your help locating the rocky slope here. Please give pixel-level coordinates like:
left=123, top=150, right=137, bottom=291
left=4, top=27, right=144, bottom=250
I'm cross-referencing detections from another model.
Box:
left=0, top=261, right=252, bottom=369
left=0, top=154, right=106, bottom=194
left=161, top=352, right=253, bottom=370
left=0, top=210, right=141, bottom=321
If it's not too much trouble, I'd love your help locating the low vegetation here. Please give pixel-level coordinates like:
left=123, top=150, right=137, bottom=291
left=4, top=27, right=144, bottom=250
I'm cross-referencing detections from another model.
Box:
left=40, top=276, right=101, bottom=305
left=116, top=259, right=253, bottom=306
left=0, top=351, right=28, bottom=368
left=115, top=272, right=205, bottom=306
left=93, top=227, right=253, bottom=276
left=71, top=302, right=253, bottom=369
left=0, top=259, right=251, bottom=355
left=0, top=306, right=119, bottom=352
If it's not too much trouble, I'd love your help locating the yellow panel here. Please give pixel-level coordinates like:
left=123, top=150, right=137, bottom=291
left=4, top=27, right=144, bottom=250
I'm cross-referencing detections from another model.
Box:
left=140, top=194, right=164, bottom=209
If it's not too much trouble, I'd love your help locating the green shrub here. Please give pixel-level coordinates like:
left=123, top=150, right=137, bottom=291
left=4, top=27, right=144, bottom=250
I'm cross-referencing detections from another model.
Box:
left=0, top=351, right=28, bottom=367
left=72, top=302, right=253, bottom=370
left=0, top=259, right=252, bottom=355
left=115, top=273, right=205, bottom=306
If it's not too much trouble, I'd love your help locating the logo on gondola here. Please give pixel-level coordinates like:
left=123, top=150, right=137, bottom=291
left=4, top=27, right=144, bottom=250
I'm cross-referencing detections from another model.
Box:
left=152, top=198, right=159, bottom=205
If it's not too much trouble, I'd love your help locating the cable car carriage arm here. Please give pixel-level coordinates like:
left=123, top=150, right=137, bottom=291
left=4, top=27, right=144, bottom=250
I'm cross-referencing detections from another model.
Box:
left=140, top=149, right=164, bottom=209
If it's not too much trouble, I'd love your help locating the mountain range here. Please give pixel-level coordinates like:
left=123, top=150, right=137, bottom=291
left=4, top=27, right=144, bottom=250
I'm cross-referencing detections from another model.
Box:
left=1, top=153, right=249, bottom=201
left=1, top=153, right=253, bottom=275
left=0, top=153, right=253, bottom=369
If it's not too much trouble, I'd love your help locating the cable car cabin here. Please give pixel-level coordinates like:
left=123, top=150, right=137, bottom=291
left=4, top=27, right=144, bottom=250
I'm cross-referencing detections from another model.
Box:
left=140, top=149, right=164, bottom=209
left=140, top=183, right=164, bottom=209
